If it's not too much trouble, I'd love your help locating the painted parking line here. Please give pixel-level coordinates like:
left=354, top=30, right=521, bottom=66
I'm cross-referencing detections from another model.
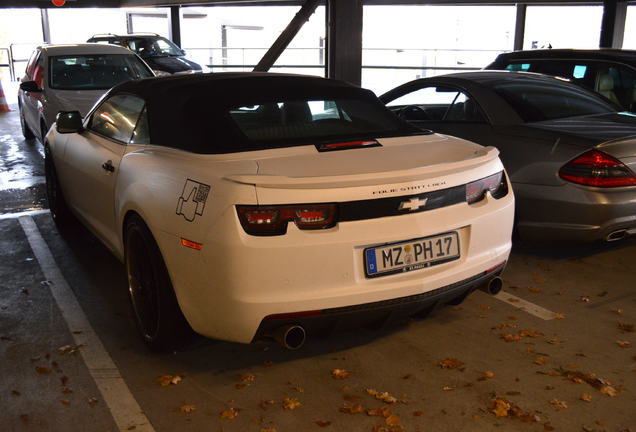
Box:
left=0, top=209, right=48, bottom=220
left=19, top=216, right=155, bottom=432
left=493, top=290, right=559, bottom=321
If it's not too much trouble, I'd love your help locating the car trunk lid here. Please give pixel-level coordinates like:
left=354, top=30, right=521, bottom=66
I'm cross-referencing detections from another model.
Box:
left=225, top=134, right=501, bottom=192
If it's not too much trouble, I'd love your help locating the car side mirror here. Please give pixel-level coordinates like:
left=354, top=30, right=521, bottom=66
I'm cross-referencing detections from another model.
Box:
left=56, top=111, right=83, bottom=134
left=20, top=81, right=42, bottom=93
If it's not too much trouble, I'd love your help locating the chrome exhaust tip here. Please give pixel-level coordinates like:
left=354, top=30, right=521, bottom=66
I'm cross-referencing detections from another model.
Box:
left=480, top=276, right=503, bottom=296
left=606, top=229, right=627, bottom=242
left=271, top=325, right=306, bottom=350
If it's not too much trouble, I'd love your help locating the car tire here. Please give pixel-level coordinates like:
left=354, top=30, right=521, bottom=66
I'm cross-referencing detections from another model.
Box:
left=19, top=104, right=35, bottom=139
left=40, top=121, right=48, bottom=145
left=124, top=214, right=192, bottom=352
left=44, top=145, right=72, bottom=227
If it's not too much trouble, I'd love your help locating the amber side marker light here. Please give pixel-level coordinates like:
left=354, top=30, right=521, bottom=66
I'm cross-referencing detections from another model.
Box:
left=181, top=238, right=203, bottom=250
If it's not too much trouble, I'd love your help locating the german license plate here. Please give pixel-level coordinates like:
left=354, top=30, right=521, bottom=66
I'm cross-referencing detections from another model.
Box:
left=364, top=232, right=460, bottom=278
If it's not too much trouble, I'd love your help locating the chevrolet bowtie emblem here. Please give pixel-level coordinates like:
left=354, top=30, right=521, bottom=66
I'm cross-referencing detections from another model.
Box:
left=398, top=197, right=428, bottom=211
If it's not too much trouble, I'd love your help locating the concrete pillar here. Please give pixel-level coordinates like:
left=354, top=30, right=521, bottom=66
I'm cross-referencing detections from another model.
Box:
left=169, top=6, right=181, bottom=47
left=600, top=0, right=627, bottom=48
left=513, top=3, right=526, bottom=51
left=326, top=0, right=363, bottom=86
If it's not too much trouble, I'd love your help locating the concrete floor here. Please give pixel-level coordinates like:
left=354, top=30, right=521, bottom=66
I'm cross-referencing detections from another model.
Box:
left=1, top=90, right=635, bottom=432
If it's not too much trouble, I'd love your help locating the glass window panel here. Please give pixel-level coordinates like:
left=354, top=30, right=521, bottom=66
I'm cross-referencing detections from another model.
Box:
left=89, top=95, right=146, bottom=143
left=523, top=6, right=603, bottom=50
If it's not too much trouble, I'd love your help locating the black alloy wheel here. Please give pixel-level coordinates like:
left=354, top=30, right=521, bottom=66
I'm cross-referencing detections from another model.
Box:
left=124, top=214, right=191, bottom=352
left=19, top=103, right=35, bottom=139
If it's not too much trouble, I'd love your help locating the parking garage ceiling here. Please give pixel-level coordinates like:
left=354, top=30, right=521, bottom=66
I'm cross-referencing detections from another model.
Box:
left=0, top=0, right=627, bottom=8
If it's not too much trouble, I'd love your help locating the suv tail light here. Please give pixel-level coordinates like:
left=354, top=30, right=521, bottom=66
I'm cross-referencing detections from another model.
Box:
left=559, top=149, right=636, bottom=187
left=236, top=203, right=337, bottom=236
left=466, top=171, right=508, bottom=204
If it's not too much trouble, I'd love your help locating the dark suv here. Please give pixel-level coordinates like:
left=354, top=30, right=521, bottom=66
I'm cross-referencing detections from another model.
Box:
left=486, top=49, right=636, bottom=112
left=87, top=33, right=203, bottom=76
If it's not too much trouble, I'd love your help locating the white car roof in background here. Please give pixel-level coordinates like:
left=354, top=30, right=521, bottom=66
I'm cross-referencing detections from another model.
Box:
left=38, top=43, right=134, bottom=56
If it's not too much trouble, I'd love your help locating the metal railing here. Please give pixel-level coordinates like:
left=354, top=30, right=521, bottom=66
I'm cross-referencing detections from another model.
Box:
left=0, top=44, right=504, bottom=87
left=0, top=48, right=14, bottom=81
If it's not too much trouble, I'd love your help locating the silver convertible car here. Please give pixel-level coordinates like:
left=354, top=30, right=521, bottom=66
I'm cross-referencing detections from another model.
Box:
left=45, top=73, right=514, bottom=351
left=380, top=71, right=636, bottom=243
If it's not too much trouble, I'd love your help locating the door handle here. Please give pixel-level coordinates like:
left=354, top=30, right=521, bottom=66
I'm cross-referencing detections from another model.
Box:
left=102, top=160, right=115, bottom=172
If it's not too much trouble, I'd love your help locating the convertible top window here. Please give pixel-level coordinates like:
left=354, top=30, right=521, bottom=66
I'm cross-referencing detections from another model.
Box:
left=229, top=98, right=406, bottom=143
left=490, top=80, right=616, bottom=122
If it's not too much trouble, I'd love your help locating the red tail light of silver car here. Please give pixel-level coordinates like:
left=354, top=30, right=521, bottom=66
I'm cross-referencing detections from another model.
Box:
left=559, top=149, right=636, bottom=187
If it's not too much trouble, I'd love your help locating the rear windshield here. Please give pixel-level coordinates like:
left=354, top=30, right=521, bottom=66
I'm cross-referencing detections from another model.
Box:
left=49, top=54, right=153, bottom=90
left=490, top=80, right=616, bottom=122
left=228, top=98, right=411, bottom=145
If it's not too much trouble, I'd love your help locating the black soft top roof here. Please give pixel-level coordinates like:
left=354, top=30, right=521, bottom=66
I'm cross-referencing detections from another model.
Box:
left=108, top=72, right=387, bottom=153
left=491, top=48, right=636, bottom=64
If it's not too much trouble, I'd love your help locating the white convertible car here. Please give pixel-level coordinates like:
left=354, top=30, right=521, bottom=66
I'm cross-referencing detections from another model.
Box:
left=46, top=73, right=514, bottom=351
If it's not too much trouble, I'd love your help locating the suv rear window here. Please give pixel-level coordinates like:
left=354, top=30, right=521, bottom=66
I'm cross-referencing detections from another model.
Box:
left=229, top=99, right=406, bottom=142
left=49, top=54, right=153, bottom=90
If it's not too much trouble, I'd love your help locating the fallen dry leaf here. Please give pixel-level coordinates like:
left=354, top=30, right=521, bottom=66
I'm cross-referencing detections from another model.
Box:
left=439, top=358, right=465, bottom=370
left=442, top=386, right=454, bottom=391
left=385, top=414, right=400, bottom=426
left=35, top=366, right=52, bottom=375
left=534, top=278, right=546, bottom=284
left=600, top=385, right=618, bottom=397
left=220, top=407, right=239, bottom=419
left=87, top=397, right=98, bottom=406
left=340, top=403, right=364, bottom=414
left=519, top=330, right=543, bottom=338
left=580, top=296, right=590, bottom=303
left=61, top=387, right=73, bottom=394
left=263, top=360, right=273, bottom=367
left=314, top=420, right=331, bottom=427
left=547, top=338, right=560, bottom=345
left=482, top=371, right=495, bottom=380
left=549, top=399, right=567, bottom=409
left=58, top=344, right=82, bottom=355
left=491, top=398, right=511, bottom=417
left=367, top=389, right=398, bottom=404
left=501, top=333, right=521, bottom=342
left=60, top=399, right=70, bottom=406
left=238, top=372, right=256, bottom=383
left=534, top=357, right=548, bottom=366
left=155, top=374, right=182, bottom=386
left=367, top=406, right=392, bottom=418
left=612, top=309, right=624, bottom=315
left=480, top=305, right=491, bottom=311
left=180, top=405, right=195, bottom=414
left=260, top=428, right=277, bottom=432
left=282, top=397, right=301, bottom=410
left=616, top=340, right=631, bottom=348
left=617, top=323, right=634, bottom=333
left=331, top=369, right=350, bottom=380
left=528, top=287, right=542, bottom=293
left=413, top=410, right=424, bottom=417
left=553, top=313, right=566, bottom=320
left=580, top=393, right=592, bottom=402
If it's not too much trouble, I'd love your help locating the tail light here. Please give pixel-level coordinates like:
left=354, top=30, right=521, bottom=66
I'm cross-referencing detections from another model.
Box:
left=466, top=171, right=508, bottom=204
left=236, top=203, right=337, bottom=236
left=559, top=149, right=636, bottom=187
